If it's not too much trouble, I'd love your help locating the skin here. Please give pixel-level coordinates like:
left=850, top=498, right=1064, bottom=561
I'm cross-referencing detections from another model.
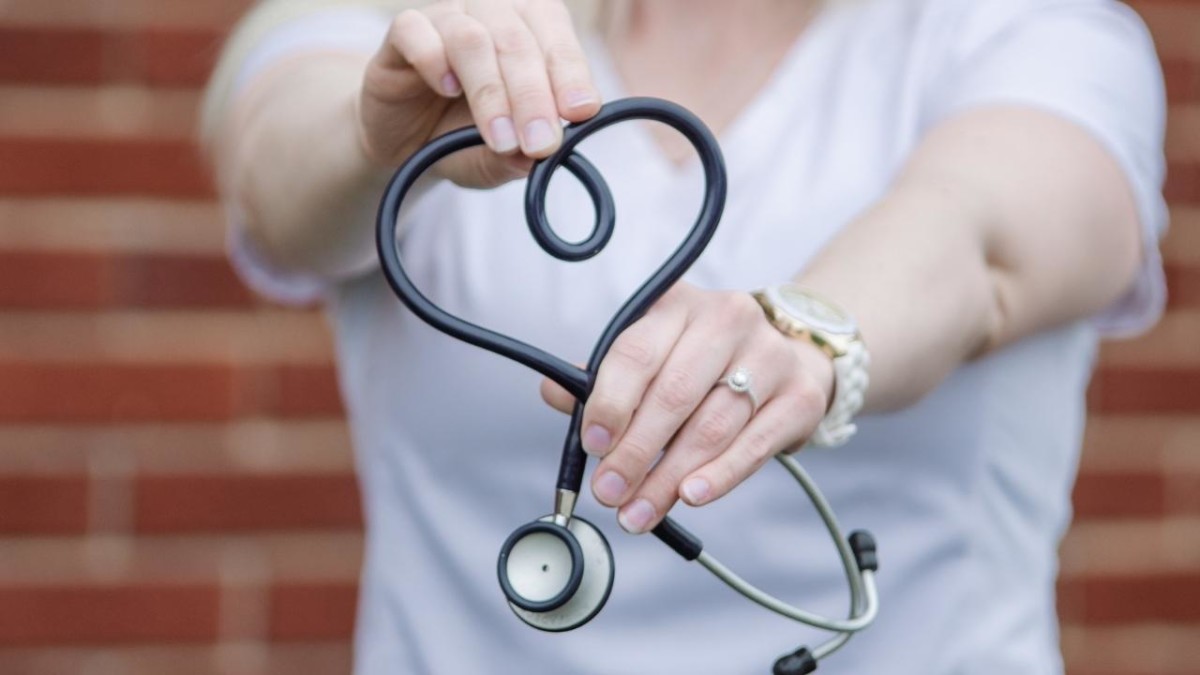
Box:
left=215, top=0, right=1144, bottom=536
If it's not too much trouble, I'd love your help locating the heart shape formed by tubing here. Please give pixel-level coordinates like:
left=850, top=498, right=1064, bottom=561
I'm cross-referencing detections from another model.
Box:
left=375, top=100, right=882, bottom=666
left=375, top=97, right=727, bottom=497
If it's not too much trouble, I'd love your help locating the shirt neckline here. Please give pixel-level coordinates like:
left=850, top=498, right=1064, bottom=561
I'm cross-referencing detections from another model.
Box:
left=583, top=7, right=836, bottom=178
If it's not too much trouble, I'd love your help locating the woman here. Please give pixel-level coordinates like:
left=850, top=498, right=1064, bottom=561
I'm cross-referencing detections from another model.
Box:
left=203, top=0, right=1167, bottom=672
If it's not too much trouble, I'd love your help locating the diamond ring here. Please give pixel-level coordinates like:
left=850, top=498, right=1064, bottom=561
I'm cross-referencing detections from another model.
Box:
left=715, top=366, right=759, bottom=417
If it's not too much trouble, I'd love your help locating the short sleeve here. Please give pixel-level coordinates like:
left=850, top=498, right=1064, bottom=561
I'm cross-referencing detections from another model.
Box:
left=922, top=0, right=1168, bottom=337
left=222, top=7, right=391, bottom=305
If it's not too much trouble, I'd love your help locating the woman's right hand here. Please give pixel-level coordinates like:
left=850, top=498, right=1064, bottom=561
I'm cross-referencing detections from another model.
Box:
left=358, top=0, right=602, bottom=188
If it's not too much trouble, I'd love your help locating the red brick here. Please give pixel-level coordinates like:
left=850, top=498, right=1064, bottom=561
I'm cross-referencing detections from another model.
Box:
left=1164, top=161, right=1200, bottom=204
left=1088, top=367, right=1200, bottom=415
left=0, top=363, right=242, bottom=423
left=1072, top=473, right=1163, bottom=519
left=0, top=475, right=88, bottom=534
left=1164, top=263, right=1200, bottom=310
left=256, top=365, right=344, bottom=419
left=1058, top=573, right=1200, bottom=623
left=0, top=252, right=253, bottom=310
left=0, top=364, right=342, bottom=423
left=2, top=0, right=255, bottom=30
left=269, top=582, right=357, bottom=641
left=0, top=137, right=213, bottom=198
left=1070, top=667, right=1171, bottom=672
left=1162, top=59, right=1199, bottom=105
left=275, top=366, right=346, bottom=418
left=0, top=584, right=219, bottom=644
left=0, top=27, right=222, bottom=87
left=135, top=473, right=361, bottom=533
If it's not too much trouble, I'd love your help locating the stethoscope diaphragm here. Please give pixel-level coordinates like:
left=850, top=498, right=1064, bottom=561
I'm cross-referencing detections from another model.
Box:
left=500, top=515, right=614, bottom=632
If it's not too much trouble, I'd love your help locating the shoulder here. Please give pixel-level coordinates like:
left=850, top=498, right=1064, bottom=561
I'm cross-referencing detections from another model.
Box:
left=906, top=0, right=1156, bottom=55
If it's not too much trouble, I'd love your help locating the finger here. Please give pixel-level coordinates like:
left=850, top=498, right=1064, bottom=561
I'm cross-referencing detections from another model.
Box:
left=591, top=309, right=745, bottom=510
left=617, top=341, right=790, bottom=533
left=468, top=1, right=561, bottom=156
left=381, top=9, right=459, bottom=96
left=539, top=361, right=586, bottom=415
left=430, top=11, right=519, bottom=153
left=681, top=385, right=823, bottom=507
left=540, top=377, right=575, bottom=414
left=615, top=393, right=748, bottom=533
left=517, top=0, right=601, bottom=121
left=581, top=295, right=689, bottom=459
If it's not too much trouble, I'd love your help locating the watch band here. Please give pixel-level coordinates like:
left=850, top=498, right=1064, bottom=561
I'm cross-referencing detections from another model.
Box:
left=808, top=340, right=869, bottom=448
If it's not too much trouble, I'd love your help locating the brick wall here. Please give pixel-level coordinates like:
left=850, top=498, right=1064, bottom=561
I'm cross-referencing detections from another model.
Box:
left=0, top=1, right=1195, bottom=673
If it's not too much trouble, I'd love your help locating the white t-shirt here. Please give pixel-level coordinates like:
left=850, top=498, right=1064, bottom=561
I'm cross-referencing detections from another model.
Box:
left=226, top=1, right=1167, bottom=673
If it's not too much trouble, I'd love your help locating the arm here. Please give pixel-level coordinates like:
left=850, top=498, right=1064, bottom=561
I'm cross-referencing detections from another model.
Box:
left=800, top=106, right=1142, bottom=411
left=540, top=2, right=1166, bottom=535
left=216, top=55, right=388, bottom=280
left=541, top=106, right=1149, bottom=534
left=207, top=1, right=601, bottom=281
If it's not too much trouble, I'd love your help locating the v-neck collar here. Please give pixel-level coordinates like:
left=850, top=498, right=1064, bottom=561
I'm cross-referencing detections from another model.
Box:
left=583, top=7, right=835, bottom=180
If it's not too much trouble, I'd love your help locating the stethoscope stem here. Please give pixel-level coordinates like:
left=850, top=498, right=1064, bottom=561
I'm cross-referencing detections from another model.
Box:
left=553, top=488, right=578, bottom=527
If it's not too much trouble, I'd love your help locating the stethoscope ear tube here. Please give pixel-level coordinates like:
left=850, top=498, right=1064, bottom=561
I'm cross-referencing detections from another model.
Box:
left=376, top=97, right=727, bottom=497
left=669, top=455, right=879, bottom=639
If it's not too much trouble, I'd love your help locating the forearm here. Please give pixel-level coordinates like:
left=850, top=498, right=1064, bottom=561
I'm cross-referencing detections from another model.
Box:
left=219, top=55, right=392, bottom=278
left=796, top=107, right=1142, bottom=411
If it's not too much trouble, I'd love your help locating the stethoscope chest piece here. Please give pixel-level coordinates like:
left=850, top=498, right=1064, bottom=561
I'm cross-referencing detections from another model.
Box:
left=499, top=515, right=614, bottom=632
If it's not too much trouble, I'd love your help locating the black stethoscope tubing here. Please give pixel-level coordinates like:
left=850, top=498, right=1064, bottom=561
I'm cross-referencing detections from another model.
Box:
left=376, top=97, right=723, bottom=557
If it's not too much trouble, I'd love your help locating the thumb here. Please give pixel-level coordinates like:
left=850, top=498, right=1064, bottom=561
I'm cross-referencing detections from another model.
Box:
left=539, top=375, right=578, bottom=415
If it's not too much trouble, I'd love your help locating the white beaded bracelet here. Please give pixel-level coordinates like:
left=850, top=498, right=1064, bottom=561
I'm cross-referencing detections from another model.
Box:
left=808, top=341, right=870, bottom=448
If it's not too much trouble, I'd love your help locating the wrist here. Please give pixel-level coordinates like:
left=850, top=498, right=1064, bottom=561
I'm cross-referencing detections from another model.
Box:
left=751, top=284, right=870, bottom=448
left=791, top=338, right=836, bottom=415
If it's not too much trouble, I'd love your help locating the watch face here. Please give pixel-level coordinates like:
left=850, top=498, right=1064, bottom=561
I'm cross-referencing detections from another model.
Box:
left=776, top=285, right=857, bottom=335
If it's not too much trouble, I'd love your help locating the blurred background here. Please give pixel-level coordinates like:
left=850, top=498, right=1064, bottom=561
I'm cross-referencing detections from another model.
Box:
left=0, top=0, right=1196, bottom=673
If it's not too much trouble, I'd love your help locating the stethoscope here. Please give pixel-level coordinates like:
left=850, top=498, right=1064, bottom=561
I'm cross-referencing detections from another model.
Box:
left=376, top=97, right=879, bottom=675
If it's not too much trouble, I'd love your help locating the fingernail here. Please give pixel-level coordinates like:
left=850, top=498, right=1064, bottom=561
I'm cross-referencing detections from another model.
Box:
left=490, top=116, right=518, bottom=153
left=523, top=118, right=556, bottom=153
left=441, top=72, right=461, bottom=96
left=593, top=471, right=627, bottom=506
left=564, top=89, right=598, bottom=110
left=582, top=425, right=612, bottom=456
left=618, top=499, right=655, bottom=534
left=681, top=477, right=711, bottom=505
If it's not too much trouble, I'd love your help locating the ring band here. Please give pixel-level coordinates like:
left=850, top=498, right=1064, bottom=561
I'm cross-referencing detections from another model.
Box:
left=715, top=366, right=759, bottom=417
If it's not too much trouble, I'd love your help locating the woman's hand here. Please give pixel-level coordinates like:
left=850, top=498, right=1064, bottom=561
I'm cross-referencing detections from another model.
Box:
left=541, top=283, right=835, bottom=534
left=358, top=0, right=602, bottom=188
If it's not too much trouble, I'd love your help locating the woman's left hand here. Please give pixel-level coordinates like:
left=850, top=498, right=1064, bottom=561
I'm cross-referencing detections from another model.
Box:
left=541, top=282, right=834, bottom=534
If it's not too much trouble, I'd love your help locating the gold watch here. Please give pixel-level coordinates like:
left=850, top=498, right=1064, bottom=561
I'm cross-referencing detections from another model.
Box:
left=751, top=284, right=870, bottom=447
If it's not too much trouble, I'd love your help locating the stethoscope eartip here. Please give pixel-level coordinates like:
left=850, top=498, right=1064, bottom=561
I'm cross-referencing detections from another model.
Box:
left=849, top=530, right=879, bottom=572
left=773, top=647, right=818, bottom=675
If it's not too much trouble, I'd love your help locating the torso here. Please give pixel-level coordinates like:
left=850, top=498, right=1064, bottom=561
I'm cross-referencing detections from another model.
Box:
left=332, top=2, right=1099, bottom=672
left=602, top=0, right=821, bottom=164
